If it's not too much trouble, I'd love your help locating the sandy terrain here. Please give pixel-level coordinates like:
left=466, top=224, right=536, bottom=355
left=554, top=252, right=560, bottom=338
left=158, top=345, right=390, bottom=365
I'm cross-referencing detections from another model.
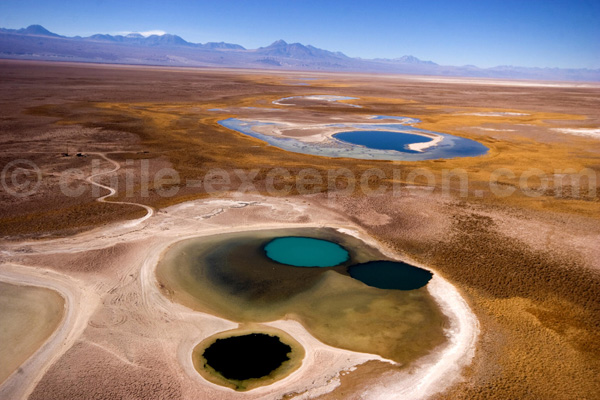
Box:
left=0, top=60, right=598, bottom=399
left=0, top=195, right=478, bottom=399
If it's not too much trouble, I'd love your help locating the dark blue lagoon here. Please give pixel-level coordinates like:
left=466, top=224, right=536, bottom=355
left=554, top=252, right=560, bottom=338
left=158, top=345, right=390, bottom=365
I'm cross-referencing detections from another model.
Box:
left=264, top=236, right=349, bottom=267
left=219, top=117, right=489, bottom=161
left=334, top=130, right=432, bottom=154
left=348, top=261, right=433, bottom=290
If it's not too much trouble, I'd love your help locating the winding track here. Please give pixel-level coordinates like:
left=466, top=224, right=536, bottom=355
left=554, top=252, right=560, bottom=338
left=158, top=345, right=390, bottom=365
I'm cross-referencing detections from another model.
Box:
left=86, top=152, right=154, bottom=226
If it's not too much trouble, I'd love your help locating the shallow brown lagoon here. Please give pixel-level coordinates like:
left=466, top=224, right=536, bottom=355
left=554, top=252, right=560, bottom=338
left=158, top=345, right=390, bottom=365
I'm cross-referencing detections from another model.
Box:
left=157, top=228, right=447, bottom=374
left=0, top=282, right=65, bottom=384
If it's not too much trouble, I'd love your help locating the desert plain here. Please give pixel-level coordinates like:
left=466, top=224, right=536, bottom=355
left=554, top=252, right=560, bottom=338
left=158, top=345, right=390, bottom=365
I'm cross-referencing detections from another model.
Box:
left=0, top=60, right=599, bottom=399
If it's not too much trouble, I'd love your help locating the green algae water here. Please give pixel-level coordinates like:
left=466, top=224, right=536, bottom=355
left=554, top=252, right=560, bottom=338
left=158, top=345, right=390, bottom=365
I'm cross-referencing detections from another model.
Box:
left=264, top=236, right=349, bottom=267
left=156, top=228, right=448, bottom=365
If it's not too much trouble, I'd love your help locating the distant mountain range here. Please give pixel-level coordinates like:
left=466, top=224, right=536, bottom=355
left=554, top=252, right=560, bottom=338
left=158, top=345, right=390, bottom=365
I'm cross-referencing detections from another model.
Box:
left=1, top=25, right=598, bottom=82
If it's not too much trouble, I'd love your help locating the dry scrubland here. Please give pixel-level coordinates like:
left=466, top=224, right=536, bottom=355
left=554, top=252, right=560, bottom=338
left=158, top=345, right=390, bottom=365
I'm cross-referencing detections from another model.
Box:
left=0, top=60, right=599, bottom=399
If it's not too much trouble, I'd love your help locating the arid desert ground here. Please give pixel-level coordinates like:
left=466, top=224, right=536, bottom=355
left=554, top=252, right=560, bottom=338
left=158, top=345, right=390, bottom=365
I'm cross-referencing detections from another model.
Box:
left=0, top=60, right=599, bottom=399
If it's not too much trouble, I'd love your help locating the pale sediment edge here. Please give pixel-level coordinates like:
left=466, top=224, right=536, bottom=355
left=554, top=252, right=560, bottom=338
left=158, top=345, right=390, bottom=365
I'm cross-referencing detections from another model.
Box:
left=337, top=227, right=480, bottom=400
left=272, top=95, right=362, bottom=108
left=0, top=264, right=100, bottom=400
left=406, top=134, right=444, bottom=152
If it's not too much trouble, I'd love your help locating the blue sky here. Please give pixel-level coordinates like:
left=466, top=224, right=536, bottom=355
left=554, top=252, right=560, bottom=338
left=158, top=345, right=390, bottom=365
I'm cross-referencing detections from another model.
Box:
left=1, top=0, right=599, bottom=68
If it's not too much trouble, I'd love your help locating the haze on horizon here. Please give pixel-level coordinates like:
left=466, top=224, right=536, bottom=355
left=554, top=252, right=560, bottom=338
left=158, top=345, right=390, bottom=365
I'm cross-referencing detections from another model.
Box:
left=0, top=0, right=599, bottom=69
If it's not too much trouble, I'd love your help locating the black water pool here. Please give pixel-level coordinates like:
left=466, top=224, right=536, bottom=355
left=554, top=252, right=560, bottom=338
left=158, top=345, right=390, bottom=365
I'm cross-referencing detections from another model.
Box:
left=202, top=333, right=291, bottom=380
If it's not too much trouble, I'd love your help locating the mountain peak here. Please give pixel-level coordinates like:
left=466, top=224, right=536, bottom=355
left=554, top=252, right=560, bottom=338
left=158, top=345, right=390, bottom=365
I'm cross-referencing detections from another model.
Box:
left=397, top=55, right=421, bottom=63
left=269, top=39, right=288, bottom=47
left=18, top=24, right=61, bottom=37
left=203, top=41, right=245, bottom=50
left=144, top=33, right=189, bottom=46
